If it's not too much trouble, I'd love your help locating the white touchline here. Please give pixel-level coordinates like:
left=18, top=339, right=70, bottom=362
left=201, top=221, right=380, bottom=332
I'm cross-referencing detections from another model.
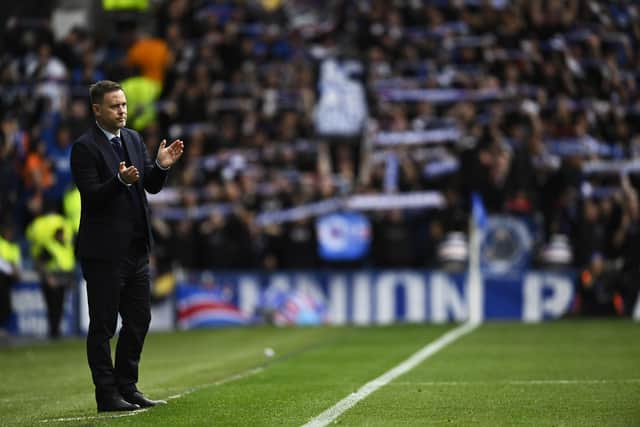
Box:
left=39, top=409, right=150, bottom=423
left=301, top=321, right=480, bottom=427
left=39, top=367, right=264, bottom=424
left=391, top=379, right=640, bottom=386
left=166, top=367, right=264, bottom=400
left=508, top=379, right=640, bottom=385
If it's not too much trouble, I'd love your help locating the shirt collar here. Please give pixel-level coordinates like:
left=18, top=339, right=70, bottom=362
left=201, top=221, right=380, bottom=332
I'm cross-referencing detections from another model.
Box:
left=96, top=121, right=121, bottom=142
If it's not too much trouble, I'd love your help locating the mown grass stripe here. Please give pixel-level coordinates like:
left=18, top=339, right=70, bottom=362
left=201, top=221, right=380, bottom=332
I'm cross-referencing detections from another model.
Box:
left=38, top=367, right=264, bottom=424
left=302, top=321, right=479, bottom=427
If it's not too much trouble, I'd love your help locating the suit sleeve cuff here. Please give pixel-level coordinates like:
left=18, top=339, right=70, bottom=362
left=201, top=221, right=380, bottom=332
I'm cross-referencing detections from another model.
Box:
left=156, top=159, right=170, bottom=171
left=117, top=173, right=133, bottom=187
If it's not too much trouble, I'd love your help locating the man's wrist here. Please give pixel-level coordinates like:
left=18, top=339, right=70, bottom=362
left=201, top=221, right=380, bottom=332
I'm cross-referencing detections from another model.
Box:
left=117, top=173, right=133, bottom=186
left=156, top=159, right=170, bottom=170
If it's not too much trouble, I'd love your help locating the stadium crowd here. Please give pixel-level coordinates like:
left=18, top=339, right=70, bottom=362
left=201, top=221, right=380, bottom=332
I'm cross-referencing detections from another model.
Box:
left=1, top=0, right=640, bottom=318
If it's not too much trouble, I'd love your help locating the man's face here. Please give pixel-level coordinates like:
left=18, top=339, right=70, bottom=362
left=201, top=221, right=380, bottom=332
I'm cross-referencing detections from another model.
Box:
left=93, top=89, right=127, bottom=133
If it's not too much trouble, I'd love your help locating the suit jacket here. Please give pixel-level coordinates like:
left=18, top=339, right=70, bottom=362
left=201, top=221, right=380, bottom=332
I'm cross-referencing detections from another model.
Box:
left=70, top=124, right=168, bottom=259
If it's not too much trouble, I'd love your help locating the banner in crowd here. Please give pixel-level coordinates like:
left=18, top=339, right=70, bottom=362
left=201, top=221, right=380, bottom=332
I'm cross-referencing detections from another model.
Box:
left=174, top=270, right=580, bottom=327
left=9, top=270, right=640, bottom=336
left=314, top=58, right=367, bottom=136
left=7, top=279, right=177, bottom=337
left=176, top=282, right=250, bottom=329
left=316, top=212, right=371, bottom=261
left=7, top=281, right=77, bottom=337
left=480, top=215, right=534, bottom=276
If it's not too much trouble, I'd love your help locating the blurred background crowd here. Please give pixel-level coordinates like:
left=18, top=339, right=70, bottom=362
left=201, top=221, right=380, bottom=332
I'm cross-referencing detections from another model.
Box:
left=1, top=0, right=640, bottom=319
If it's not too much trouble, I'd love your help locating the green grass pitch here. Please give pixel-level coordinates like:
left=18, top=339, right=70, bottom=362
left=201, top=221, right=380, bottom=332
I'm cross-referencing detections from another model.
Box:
left=0, top=320, right=638, bottom=426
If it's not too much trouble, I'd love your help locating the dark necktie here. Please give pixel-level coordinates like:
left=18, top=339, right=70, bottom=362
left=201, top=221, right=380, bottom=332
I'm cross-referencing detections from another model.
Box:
left=111, top=136, right=125, bottom=162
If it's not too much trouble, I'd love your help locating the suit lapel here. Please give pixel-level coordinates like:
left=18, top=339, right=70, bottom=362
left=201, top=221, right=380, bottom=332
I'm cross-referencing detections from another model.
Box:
left=121, top=130, right=140, bottom=169
left=120, top=130, right=145, bottom=193
left=91, top=125, right=120, bottom=172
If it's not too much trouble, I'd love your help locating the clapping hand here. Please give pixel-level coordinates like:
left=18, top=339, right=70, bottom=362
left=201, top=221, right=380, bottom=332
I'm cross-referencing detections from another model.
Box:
left=157, top=139, right=184, bottom=168
left=119, top=161, right=140, bottom=184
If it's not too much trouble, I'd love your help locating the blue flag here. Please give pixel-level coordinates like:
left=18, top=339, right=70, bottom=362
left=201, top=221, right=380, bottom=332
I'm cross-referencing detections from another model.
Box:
left=471, top=192, right=487, bottom=230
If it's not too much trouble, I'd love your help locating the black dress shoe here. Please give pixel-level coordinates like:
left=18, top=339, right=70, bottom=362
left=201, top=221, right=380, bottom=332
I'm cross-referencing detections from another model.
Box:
left=97, top=396, right=141, bottom=412
left=122, top=391, right=167, bottom=408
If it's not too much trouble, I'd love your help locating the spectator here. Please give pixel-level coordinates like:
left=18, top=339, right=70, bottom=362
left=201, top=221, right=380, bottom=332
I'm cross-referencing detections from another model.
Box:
left=0, top=222, right=21, bottom=336
left=25, top=208, right=75, bottom=339
left=0, top=115, right=22, bottom=224
left=25, top=42, right=69, bottom=113
left=280, top=218, right=318, bottom=269
left=45, top=124, right=74, bottom=205
left=22, top=140, right=54, bottom=224
left=574, top=252, right=621, bottom=317
left=125, top=30, right=172, bottom=85
left=372, top=210, right=413, bottom=268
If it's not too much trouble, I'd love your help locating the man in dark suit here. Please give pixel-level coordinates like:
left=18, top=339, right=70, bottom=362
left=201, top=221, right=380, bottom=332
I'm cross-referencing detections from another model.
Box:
left=70, top=80, right=183, bottom=412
